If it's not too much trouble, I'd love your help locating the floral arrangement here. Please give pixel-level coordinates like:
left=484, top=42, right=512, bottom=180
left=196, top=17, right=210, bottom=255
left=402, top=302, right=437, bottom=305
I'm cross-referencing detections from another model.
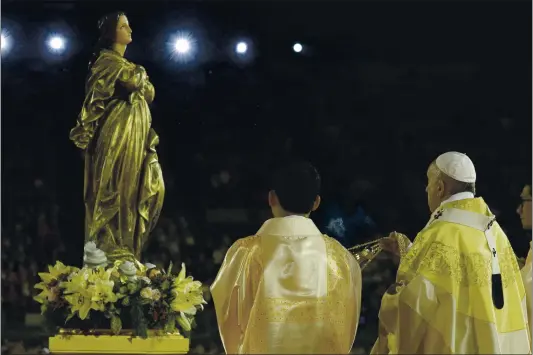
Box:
left=34, top=243, right=206, bottom=338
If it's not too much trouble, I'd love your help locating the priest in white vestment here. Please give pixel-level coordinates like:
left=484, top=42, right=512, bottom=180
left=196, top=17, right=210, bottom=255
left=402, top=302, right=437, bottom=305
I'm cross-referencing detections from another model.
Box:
left=211, top=161, right=362, bottom=354
left=517, top=184, right=532, bottom=346
left=372, top=152, right=530, bottom=354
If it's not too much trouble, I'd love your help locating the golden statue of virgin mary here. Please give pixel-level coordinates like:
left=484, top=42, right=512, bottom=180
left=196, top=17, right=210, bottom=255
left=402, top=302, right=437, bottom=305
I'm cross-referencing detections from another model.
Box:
left=69, top=12, right=164, bottom=263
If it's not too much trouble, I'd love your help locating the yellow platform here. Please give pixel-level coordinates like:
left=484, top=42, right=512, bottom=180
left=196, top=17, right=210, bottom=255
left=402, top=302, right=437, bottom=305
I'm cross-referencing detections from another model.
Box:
left=49, top=330, right=190, bottom=354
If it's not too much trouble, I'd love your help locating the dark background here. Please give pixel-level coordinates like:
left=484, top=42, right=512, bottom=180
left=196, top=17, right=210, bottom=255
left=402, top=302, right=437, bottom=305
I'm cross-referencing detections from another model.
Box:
left=1, top=1, right=532, bottom=353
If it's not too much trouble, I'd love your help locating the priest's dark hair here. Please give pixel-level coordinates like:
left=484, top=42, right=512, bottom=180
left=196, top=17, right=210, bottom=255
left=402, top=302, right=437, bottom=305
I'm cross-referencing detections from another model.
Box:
left=270, top=160, right=321, bottom=214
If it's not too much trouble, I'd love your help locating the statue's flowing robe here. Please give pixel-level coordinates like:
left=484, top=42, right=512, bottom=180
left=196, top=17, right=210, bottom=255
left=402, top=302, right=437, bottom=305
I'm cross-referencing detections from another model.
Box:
left=211, top=216, right=362, bottom=354
left=70, top=49, right=164, bottom=261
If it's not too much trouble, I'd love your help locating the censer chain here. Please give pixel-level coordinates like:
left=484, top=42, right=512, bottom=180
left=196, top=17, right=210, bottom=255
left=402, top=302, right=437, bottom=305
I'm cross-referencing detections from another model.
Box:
left=347, top=237, right=385, bottom=252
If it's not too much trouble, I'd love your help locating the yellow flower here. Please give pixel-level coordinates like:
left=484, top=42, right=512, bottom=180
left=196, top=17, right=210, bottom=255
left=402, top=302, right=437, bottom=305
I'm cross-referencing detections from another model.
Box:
left=64, top=289, right=93, bottom=320
left=87, top=266, right=114, bottom=284
left=172, top=263, right=202, bottom=292
left=89, top=279, right=117, bottom=312
left=111, top=268, right=121, bottom=280
left=33, top=284, right=59, bottom=305
left=51, top=260, right=76, bottom=275
left=148, top=269, right=161, bottom=279
left=37, top=261, right=78, bottom=284
left=170, top=263, right=206, bottom=315
left=174, top=263, right=187, bottom=282
left=140, top=287, right=154, bottom=300
left=139, top=276, right=151, bottom=285
left=62, top=268, right=90, bottom=295
left=170, top=293, right=199, bottom=315
left=140, top=287, right=161, bottom=302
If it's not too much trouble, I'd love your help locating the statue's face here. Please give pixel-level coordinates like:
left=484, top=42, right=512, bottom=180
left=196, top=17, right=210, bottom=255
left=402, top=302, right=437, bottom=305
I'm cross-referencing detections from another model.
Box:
left=115, top=15, right=132, bottom=45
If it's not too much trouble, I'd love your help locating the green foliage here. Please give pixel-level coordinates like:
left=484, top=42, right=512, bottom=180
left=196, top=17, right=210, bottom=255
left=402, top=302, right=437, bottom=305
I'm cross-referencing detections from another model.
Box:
left=164, top=314, right=177, bottom=333
left=110, top=315, right=122, bottom=335
left=130, top=299, right=148, bottom=338
left=177, top=312, right=191, bottom=332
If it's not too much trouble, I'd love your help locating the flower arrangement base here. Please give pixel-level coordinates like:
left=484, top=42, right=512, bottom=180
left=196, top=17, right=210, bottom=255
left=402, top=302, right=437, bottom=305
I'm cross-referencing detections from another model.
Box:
left=49, top=330, right=190, bottom=354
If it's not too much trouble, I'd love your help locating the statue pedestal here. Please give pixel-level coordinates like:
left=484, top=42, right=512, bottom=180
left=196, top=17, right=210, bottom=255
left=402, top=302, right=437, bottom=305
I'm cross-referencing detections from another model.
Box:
left=49, top=331, right=190, bottom=354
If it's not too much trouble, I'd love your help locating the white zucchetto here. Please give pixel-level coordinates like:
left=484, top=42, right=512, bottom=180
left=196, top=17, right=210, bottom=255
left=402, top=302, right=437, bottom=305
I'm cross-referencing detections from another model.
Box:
left=435, top=151, right=476, bottom=183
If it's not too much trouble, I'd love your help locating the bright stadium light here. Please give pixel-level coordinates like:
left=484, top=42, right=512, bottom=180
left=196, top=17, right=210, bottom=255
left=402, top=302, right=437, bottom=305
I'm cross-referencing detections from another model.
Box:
left=174, top=38, right=190, bottom=54
left=1, top=34, right=7, bottom=52
left=1, top=30, right=11, bottom=55
left=229, top=38, right=255, bottom=65
left=47, top=34, right=66, bottom=53
left=293, top=42, right=303, bottom=53
left=168, top=31, right=197, bottom=63
left=235, top=41, right=247, bottom=54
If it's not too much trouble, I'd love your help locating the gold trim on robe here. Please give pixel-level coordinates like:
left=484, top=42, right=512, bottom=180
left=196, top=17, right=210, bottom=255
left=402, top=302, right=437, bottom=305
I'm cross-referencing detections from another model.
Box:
left=70, top=49, right=164, bottom=262
left=372, top=198, right=531, bottom=354
left=211, top=216, right=362, bottom=354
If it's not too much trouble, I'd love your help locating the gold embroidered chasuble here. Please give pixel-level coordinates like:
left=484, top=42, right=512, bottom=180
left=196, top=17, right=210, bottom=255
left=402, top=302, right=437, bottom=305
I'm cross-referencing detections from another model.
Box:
left=372, top=198, right=531, bottom=354
left=211, top=216, right=362, bottom=354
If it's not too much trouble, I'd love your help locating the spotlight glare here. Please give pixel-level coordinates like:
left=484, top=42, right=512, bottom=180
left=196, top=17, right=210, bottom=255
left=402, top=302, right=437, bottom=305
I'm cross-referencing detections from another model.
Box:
left=293, top=43, right=303, bottom=53
left=168, top=32, right=197, bottom=63
left=236, top=42, right=247, bottom=54
left=47, top=35, right=66, bottom=53
left=1, top=30, right=11, bottom=55
left=174, top=38, right=191, bottom=54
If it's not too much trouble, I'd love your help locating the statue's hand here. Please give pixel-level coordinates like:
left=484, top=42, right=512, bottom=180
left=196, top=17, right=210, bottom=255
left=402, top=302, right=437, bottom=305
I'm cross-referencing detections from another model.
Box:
left=75, top=135, right=92, bottom=149
left=136, top=65, right=147, bottom=78
left=71, top=129, right=93, bottom=150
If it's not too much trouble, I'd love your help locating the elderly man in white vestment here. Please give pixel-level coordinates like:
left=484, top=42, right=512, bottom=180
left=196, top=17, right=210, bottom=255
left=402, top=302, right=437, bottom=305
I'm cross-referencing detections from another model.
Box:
left=211, top=161, right=362, bottom=354
left=517, top=184, right=532, bottom=346
left=372, top=151, right=530, bottom=354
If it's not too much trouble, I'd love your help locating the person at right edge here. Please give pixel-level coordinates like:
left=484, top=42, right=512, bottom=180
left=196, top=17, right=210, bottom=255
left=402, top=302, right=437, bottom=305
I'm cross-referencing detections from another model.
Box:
left=517, top=184, right=532, bottom=348
left=372, top=151, right=531, bottom=354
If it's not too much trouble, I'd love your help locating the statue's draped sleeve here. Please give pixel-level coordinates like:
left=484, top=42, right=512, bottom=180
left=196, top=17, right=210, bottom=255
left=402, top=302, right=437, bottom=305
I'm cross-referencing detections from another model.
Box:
left=143, top=80, right=155, bottom=104
left=69, top=53, right=150, bottom=150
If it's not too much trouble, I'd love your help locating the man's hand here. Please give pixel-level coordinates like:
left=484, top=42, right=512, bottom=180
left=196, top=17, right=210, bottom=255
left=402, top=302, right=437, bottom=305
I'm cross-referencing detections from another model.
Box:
left=379, top=232, right=411, bottom=257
